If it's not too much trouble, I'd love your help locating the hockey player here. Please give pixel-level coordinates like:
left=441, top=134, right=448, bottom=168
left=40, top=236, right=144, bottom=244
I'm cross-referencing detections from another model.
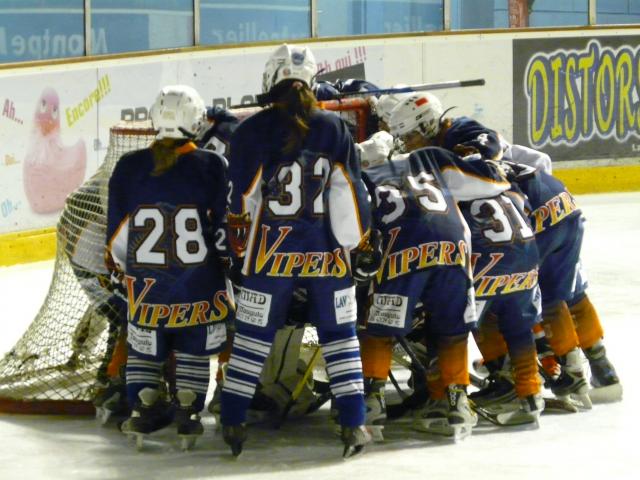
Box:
left=502, top=162, right=620, bottom=404
left=386, top=94, right=545, bottom=426
left=414, top=94, right=618, bottom=404
left=106, top=85, right=231, bottom=450
left=221, top=44, right=375, bottom=458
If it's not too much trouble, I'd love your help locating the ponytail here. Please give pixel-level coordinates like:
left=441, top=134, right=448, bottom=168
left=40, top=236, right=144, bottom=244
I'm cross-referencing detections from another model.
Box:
left=270, top=81, right=318, bottom=155
left=150, top=138, right=195, bottom=175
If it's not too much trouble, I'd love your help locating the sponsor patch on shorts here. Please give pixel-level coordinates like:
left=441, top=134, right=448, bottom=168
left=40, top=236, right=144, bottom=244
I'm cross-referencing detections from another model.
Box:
left=334, top=286, right=357, bottom=324
left=368, top=293, right=408, bottom=329
left=206, top=322, right=227, bottom=351
left=128, top=323, right=158, bottom=356
left=236, top=287, right=272, bottom=328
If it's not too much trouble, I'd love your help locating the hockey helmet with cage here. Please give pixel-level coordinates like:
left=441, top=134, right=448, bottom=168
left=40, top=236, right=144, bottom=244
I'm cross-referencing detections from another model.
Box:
left=262, top=44, right=317, bottom=94
left=374, top=85, right=411, bottom=123
left=149, top=85, right=206, bottom=140
left=388, top=93, right=444, bottom=139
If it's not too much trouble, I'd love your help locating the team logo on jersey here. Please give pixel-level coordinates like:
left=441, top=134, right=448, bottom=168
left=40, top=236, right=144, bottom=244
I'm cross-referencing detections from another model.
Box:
left=531, top=191, right=579, bottom=234
left=124, top=275, right=229, bottom=328
left=253, top=225, right=348, bottom=278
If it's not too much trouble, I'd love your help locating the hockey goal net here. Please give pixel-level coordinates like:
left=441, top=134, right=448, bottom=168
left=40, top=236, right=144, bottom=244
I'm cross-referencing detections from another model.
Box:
left=0, top=98, right=372, bottom=414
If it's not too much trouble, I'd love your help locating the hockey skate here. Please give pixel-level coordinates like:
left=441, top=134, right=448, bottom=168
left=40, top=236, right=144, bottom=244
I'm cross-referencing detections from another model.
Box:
left=175, top=390, right=204, bottom=451
left=445, top=385, right=477, bottom=441
left=222, top=424, right=247, bottom=457
left=412, top=397, right=450, bottom=436
left=341, top=425, right=372, bottom=459
left=120, top=388, right=175, bottom=450
left=364, top=379, right=386, bottom=442
left=469, top=370, right=517, bottom=408
left=551, top=349, right=592, bottom=409
left=477, top=393, right=544, bottom=427
left=93, top=377, right=128, bottom=425
left=584, top=344, right=622, bottom=403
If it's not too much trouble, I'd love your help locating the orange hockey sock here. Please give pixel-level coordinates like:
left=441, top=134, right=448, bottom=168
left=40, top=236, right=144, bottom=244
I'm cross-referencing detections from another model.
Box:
left=106, top=332, right=128, bottom=379
left=474, top=313, right=508, bottom=363
left=438, top=334, right=469, bottom=387
left=541, top=301, right=580, bottom=356
left=570, top=295, right=604, bottom=350
left=360, top=335, right=393, bottom=380
left=507, top=336, right=541, bottom=399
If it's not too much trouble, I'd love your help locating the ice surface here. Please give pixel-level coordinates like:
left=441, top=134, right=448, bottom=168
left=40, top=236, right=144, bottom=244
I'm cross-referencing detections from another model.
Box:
left=0, top=192, right=638, bottom=480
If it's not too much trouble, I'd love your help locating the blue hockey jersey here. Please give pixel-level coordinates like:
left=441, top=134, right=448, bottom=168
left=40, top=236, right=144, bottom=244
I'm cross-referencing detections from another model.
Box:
left=228, top=107, right=371, bottom=279
left=106, top=143, right=231, bottom=329
left=363, top=147, right=510, bottom=283
left=441, top=116, right=502, bottom=160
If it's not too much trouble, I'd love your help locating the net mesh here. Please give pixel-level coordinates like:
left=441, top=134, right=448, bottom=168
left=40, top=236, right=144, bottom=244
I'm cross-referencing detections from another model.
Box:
left=0, top=100, right=371, bottom=413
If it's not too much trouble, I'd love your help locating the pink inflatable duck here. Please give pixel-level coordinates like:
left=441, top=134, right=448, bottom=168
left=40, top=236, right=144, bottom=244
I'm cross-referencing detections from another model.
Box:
left=23, top=87, right=87, bottom=214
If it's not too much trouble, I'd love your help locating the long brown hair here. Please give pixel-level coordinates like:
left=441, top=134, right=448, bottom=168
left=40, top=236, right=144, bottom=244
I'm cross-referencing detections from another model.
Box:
left=270, top=80, right=318, bottom=155
left=150, top=138, right=196, bottom=175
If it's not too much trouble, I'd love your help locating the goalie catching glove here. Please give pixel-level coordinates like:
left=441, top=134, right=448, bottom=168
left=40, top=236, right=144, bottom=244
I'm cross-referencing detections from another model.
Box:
left=350, top=229, right=384, bottom=284
left=227, top=211, right=252, bottom=258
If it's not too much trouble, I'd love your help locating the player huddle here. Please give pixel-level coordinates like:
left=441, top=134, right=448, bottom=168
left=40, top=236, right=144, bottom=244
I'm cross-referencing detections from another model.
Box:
left=101, top=43, right=621, bottom=458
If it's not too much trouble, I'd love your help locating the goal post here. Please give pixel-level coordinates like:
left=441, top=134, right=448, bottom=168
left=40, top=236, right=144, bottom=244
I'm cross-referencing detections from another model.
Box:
left=0, top=100, right=372, bottom=414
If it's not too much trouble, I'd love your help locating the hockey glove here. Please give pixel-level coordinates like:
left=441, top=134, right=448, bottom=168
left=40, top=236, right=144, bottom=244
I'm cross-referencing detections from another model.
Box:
left=350, top=229, right=384, bottom=284
left=227, top=211, right=252, bottom=258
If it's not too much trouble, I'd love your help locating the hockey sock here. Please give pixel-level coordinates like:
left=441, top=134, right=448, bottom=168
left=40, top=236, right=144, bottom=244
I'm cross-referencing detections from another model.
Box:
left=174, top=351, right=210, bottom=412
left=426, top=355, right=445, bottom=400
left=220, top=328, right=276, bottom=426
left=317, top=326, right=365, bottom=428
left=503, top=330, right=541, bottom=399
left=541, top=301, right=580, bottom=356
left=569, top=294, right=605, bottom=350
left=437, top=333, right=470, bottom=388
left=216, top=340, right=233, bottom=382
left=125, top=352, right=163, bottom=406
left=106, top=331, right=128, bottom=379
left=473, top=313, right=508, bottom=363
left=532, top=322, right=559, bottom=378
left=359, top=334, right=393, bottom=380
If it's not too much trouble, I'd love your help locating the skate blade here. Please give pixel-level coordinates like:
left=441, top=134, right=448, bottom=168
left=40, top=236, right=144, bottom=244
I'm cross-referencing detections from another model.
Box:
left=588, top=383, right=623, bottom=403
left=449, top=423, right=473, bottom=442
left=366, top=425, right=384, bottom=442
left=343, top=444, right=365, bottom=459
left=413, top=418, right=454, bottom=437
left=569, top=392, right=593, bottom=410
left=179, top=434, right=199, bottom=451
left=542, top=397, right=579, bottom=413
left=495, top=410, right=541, bottom=428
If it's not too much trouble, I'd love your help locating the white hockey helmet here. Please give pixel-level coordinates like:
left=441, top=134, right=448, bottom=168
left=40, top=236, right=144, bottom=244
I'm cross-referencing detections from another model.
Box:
left=375, top=85, right=411, bottom=123
left=149, top=85, right=206, bottom=140
left=262, top=44, right=317, bottom=94
left=388, top=92, right=444, bottom=139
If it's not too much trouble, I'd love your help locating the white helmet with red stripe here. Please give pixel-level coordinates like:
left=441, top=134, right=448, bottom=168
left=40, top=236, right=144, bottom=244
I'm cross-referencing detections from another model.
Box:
left=388, top=93, right=443, bottom=139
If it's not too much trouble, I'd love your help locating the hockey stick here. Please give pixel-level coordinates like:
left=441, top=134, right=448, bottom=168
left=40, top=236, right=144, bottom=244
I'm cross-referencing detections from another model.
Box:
left=274, top=344, right=322, bottom=428
left=333, top=79, right=485, bottom=99
left=230, top=78, right=485, bottom=109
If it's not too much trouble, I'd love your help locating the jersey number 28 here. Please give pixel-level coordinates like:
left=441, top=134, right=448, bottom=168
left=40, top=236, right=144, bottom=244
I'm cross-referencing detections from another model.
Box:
left=133, top=206, right=207, bottom=266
